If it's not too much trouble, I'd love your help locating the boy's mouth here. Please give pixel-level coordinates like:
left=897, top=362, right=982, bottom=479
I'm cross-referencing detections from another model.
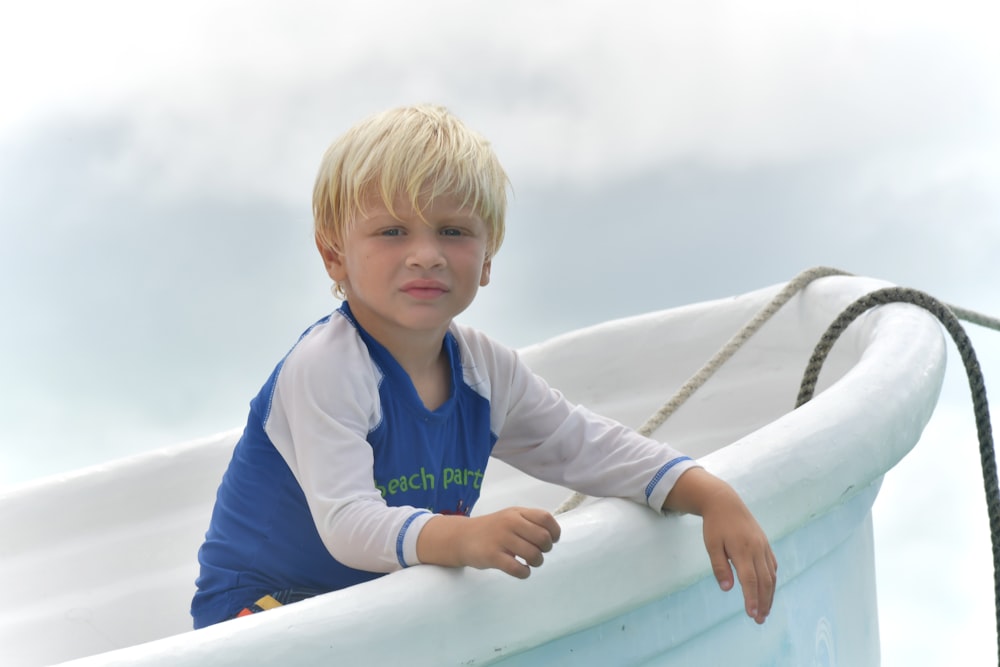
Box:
left=401, top=280, right=449, bottom=299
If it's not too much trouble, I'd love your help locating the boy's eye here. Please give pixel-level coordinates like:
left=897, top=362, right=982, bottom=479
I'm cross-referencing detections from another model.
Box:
left=440, top=228, right=464, bottom=237
left=380, top=228, right=403, bottom=237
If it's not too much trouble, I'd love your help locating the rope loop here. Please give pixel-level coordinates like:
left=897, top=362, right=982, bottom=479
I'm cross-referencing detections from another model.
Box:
left=555, top=266, right=852, bottom=514
left=553, top=267, right=999, bottom=663
left=796, top=286, right=999, bottom=665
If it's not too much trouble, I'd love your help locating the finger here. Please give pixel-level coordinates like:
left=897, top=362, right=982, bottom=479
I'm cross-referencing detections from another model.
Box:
left=752, top=563, right=772, bottom=623
left=520, top=548, right=545, bottom=569
left=756, top=549, right=778, bottom=621
left=514, top=520, right=557, bottom=555
left=706, top=537, right=735, bottom=592
left=725, top=542, right=761, bottom=619
left=734, top=551, right=775, bottom=624
left=736, top=566, right=759, bottom=620
left=506, top=534, right=546, bottom=568
left=519, top=508, right=561, bottom=544
left=496, top=552, right=532, bottom=580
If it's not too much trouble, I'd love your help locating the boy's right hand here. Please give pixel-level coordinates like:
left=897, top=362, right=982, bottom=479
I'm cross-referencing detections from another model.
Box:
left=417, top=507, right=561, bottom=579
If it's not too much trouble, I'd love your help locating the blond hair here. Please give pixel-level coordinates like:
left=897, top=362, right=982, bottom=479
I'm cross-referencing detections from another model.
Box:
left=313, top=105, right=510, bottom=259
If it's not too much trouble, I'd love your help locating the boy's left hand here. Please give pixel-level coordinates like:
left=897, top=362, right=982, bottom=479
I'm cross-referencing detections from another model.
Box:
left=663, top=468, right=777, bottom=624
left=700, top=487, right=777, bottom=624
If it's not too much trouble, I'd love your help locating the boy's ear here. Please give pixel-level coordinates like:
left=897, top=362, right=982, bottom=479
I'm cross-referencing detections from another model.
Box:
left=479, top=257, right=492, bottom=287
left=316, top=235, right=347, bottom=281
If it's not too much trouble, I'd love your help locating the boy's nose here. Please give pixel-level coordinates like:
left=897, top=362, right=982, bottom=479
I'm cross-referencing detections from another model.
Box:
left=406, top=234, right=446, bottom=268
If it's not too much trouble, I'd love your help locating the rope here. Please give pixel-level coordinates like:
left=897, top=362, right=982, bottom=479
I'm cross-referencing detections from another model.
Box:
left=795, top=287, right=1000, bottom=665
left=554, top=267, right=998, bottom=514
left=950, top=304, right=1000, bottom=332
left=550, top=266, right=999, bottom=658
left=553, top=266, right=852, bottom=514
left=628, top=266, right=853, bottom=441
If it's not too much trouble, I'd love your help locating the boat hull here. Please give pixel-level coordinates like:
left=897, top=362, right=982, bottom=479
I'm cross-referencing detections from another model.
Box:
left=0, top=275, right=946, bottom=666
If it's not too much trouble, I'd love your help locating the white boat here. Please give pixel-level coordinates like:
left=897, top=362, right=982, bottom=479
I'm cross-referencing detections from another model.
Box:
left=0, top=274, right=948, bottom=666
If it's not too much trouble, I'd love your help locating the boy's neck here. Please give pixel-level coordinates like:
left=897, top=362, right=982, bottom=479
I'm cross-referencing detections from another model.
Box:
left=376, top=328, right=452, bottom=412
left=383, top=329, right=448, bottom=375
left=403, top=345, right=452, bottom=412
left=342, top=301, right=453, bottom=410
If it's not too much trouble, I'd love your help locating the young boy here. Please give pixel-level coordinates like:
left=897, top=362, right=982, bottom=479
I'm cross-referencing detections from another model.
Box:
left=191, top=104, right=777, bottom=629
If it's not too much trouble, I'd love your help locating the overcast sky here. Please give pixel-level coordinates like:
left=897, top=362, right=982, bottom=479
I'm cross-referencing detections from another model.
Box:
left=1, top=1, right=998, bottom=663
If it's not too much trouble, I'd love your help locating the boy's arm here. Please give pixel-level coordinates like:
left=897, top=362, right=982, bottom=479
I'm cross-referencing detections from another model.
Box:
left=467, top=331, right=699, bottom=509
left=663, top=467, right=777, bottom=624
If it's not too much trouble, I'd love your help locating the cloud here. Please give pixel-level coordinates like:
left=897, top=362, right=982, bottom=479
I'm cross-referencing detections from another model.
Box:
left=2, top=88, right=998, bottom=478
left=0, top=117, right=331, bottom=476
left=462, top=154, right=1000, bottom=347
left=7, top=1, right=997, bottom=201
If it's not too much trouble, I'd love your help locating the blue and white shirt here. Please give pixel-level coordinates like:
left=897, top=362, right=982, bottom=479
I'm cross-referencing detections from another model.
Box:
left=191, top=302, right=696, bottom=628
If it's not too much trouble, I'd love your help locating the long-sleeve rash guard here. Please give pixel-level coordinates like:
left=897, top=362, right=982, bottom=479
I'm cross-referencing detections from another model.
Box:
left=191, top=302, right=697, bottom=628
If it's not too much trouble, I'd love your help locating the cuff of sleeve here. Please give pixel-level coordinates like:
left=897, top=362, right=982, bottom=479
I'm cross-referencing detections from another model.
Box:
left=396, top=510, right=435, bottom=568
left=645, top=456, right=701, bottom=512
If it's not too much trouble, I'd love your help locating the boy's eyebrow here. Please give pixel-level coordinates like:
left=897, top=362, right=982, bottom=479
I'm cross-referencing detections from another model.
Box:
left=438, top=211, right=484, bottom=223
left=359, top=205, right=484, bottom=224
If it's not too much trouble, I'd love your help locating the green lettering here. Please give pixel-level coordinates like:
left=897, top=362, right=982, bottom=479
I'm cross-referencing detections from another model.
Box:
left=388, top=478, right=399, bottom=495
left=421, top=467, right=435, bottom=490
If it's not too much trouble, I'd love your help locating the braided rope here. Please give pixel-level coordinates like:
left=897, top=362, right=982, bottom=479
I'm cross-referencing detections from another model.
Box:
left=549, top=267, right=998, bottom=657
left=554, top=266, right=851, bottom=514
left=795, top=287, right=1000, bottom=664
left=632, top=266, right=852, bottom=440
left=555, top=268, right=997, bottom=512
left=950, top=304, right=1000, bottom=332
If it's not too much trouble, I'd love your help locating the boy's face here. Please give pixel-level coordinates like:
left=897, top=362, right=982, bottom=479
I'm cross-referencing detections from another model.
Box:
left=318, top=190, right=492, bottom=345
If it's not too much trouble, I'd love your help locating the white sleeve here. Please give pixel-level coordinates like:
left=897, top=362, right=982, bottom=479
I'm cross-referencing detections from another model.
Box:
left=462, top=329, right=700, bottom=511
left=263, top=318, right=433, bottom=572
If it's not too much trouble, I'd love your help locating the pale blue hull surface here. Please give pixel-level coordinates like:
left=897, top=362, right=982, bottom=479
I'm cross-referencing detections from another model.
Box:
left=500, top=484, right=880, bottom=667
